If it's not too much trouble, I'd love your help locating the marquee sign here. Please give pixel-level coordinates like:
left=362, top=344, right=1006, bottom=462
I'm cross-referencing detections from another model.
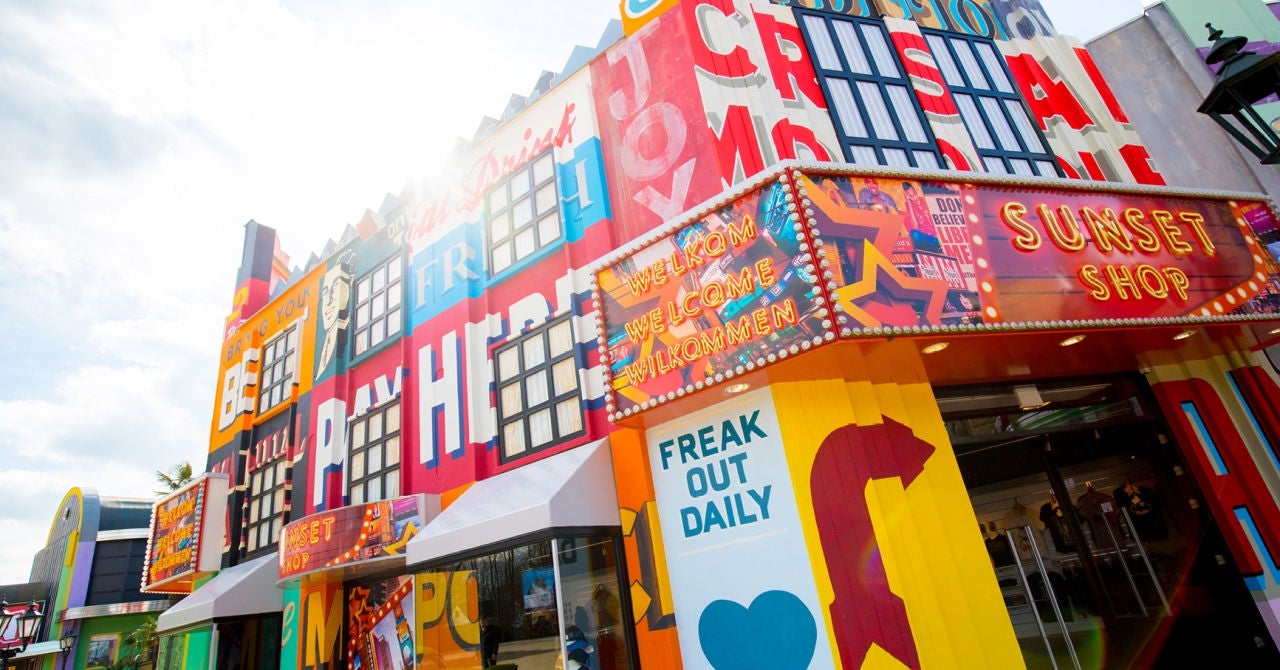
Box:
left=142, top=474, right=230, bottom=593
left=594, top=165, right=1280, bottom=418
left=278, top=495, right=434, bottom=581
left=594, top=180, right=831, bottom=417
left=800, top=172, right=1280, bottom=332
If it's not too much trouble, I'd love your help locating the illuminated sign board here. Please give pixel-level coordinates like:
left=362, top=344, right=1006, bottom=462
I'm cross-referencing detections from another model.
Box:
left=142, top=474, right=230, bottom=593
left=594, top=181, right=830, bottom=417
left=594, top=166, right=1280, bottom=417
left=278, top=495, right=435, bottom=581
left=800, top=172, right=1280, bottom=331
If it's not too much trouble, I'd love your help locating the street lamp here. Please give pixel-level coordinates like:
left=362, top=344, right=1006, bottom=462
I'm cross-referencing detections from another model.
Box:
left=0, top=600, right=43, bottom=669
left=1198, top=23, right=1280, bottom=164
left=59, top=631, right=77, bottom=670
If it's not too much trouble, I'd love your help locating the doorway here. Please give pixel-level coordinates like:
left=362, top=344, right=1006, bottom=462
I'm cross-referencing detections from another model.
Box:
left=940, top=375, right=1279, bottom=669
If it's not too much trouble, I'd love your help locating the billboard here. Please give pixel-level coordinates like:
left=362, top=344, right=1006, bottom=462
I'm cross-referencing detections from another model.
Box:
left=278, top=495, right=435, bottom=581
left=142, top=474, right=230, bottom=593
left=595, top=178, right=831, bottom=416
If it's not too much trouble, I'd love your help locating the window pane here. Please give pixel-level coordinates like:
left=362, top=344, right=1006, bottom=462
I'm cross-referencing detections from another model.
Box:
left=954, top=94, right=994, bottom=149
left=832, top=21, right=871, bottom=74
left=512, top=196, right=533, bottom=226
left=926, top=34, right=963, bottom=86
left=497, top=347, right=520, bottom=381
left=386, top=404, right=401, bottom=431
left=501, top=382, right=523, bottom=417
left=488, top=186, right=508, bottom=210
left=372, top=266, right=386, bottom=292
left=351, top=485, right=364, bottom=505
left=1010, top=159, right=1034, bottom=175
left=548, top=320, right=573, bottom=355
left=386, top=437, right=400, bottom=465
left=492, top=243, right=513, bottom=273
left=250, top=498, right=260, bottom=520
left=1035, top=160, right=1058, bottom=176
left=982, top=156, right=1009, bottom=173
left=535, top=183, right=557, bottom=214
left=370, top=319, right=385, bottom=345
left=369, top=446, right=383, bottom=472
left=523, top=337, right=546, bottom=368
left=387, top=259, right=402, bottom=282
left=511, top=169, right=532, bottom=198
left=827, top=79, right=868, bottom=138
left=351, top=450, right=365, bottom=479
left=914, top=151, right=940, bottom=169
left=368, top=413, right=384, bottom=441
left=803, top=15, right=841, bottom=70
left=538, top=215, right=561, bottom=246
left=357, top=302, right=371, bottom=325
left=529, top=409, right=553, bottom=446
left=556, top=398, right=583, bottom=436
left=274, top=488, right=285, bottom=513
left=503, top=421, right=526, bottom=457
left=491, top=212, right=511, bottom=241
left=357, top=277, right=371, bottom=302
left=532, top=154, right=555, bottom=184
left=980, top=96, right=1020, bottom=150
left=353, top=422, right=367, bottom=448
left=849, top=144, right=879, bottom=165
left=860, top=24, right=900, bottom=77
left=282, top=355, right=294, bottom=378
left=552, top=359, right=578, bottom=395
left=354, top=330, right=368, bottom=354
left=514, top=228, right=536, bottom=260
left=887, top=85, right=927, bottom=143
left=386, top=287, right=401, bottom=309
left=286, top=328, right=298, bottom=352
left=526, top=370, right=550, bottom=407
left=386, top=470, right=399, bottom=498
left=951, top=38, right=990, bottom=89
left=371, top=291, right=386, bottom=318
left=1003, top=99, right=1045, bottom=152
left=882, top=147, right=910, bottom=167
left=856, top=81, right=897, bottom=140
left=975, top=41, right=1013, bottom=92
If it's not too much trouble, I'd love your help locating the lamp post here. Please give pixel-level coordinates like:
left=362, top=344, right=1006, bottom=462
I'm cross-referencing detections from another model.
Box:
left=1198, top=23, right=1280, bottom=164
left=59, top=631, right=77, bottom=670
left=0, top=600, right=44, bottom=669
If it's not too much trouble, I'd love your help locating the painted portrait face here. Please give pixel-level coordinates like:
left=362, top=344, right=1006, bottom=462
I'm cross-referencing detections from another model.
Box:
left=321, top=267, right=352, bottom=329
left=864, top=179, right=880, bottom=193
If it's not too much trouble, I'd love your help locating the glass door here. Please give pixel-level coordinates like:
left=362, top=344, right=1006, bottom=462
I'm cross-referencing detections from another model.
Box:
left=943, top=376, right=1279, bottom=669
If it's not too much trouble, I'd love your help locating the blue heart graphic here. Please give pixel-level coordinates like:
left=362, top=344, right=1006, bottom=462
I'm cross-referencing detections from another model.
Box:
left=698, top=590, right=817, bottom=670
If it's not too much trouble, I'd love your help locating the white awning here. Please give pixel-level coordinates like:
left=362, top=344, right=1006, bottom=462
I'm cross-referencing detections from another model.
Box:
left=13, top=641, right=62, bottom=659
left=406, top=438, right=620, bottom=567
left=157, top=553, right=282, bottom=632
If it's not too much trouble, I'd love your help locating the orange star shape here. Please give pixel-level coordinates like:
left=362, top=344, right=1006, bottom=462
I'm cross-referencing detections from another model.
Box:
left=835, top=241, right=948, bottom=329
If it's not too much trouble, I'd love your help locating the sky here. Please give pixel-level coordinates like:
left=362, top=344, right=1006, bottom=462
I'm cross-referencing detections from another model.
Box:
left=0, top=0, right=1145, bottom=585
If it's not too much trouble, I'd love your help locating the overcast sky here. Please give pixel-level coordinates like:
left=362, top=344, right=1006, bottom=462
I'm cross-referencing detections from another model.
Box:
left=0, top=1, right=1145, bottom=585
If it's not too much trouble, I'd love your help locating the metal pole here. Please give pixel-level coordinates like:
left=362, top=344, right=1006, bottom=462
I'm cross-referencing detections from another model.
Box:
left=1025, top=524, right=1082, bottom=670
left=1007, top=528, right=1058, bottom=670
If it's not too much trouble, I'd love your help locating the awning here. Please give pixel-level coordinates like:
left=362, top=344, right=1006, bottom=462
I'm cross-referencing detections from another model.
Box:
left=157, top=553, right=282, bottom=632
left=406, top=438, right=620, bottom=567
left=13, top=641, right=62, bottom=659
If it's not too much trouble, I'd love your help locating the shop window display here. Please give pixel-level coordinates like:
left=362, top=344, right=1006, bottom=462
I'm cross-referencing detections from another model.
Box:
left=412, top=534, right=632, bottom=670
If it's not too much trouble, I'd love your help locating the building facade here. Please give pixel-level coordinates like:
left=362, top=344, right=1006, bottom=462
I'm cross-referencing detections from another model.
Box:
left=158, top=1, right=1280, bottom=669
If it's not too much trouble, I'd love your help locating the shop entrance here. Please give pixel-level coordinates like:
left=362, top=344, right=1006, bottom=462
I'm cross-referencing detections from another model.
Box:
left=940, top=375, right=1279, bottom=669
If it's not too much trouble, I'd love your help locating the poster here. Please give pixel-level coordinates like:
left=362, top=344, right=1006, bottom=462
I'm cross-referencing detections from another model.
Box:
left=644, top=389, right=835, bottom=669
left=86, top=634, right=119, bottom=669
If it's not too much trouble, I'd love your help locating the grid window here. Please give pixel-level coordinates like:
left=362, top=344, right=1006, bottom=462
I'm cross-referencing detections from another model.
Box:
left=246, top=458, right=288, bottom=555
left=495, top=315, right=583, bottom=461
left=353, top=256, right=403, bottom=357
left=258, top=326, right=298, bottom=413
left=798, top=12, right=943, bottom=169
left=486, top=152, right=561, bottom=276
left=923, top=31, right=1062, bottom=177
left=348, top=401, right=402, bottom=505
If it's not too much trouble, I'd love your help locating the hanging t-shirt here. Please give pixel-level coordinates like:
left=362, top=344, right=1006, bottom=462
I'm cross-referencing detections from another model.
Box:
left=1039, top=500, right=1077, bottom=553
left=1076, top=486, right=1121, bottom=551
left=1113, top=483, right=1168, bottom=540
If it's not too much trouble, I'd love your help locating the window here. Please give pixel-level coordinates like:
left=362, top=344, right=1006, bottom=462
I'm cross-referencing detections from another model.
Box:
left=353, top=256, right=403, bottom=357
left=486, top=152, right=561, bottom=275
left=348, top=401, right=402, bottom=504
left=258, top=326, right=298, bottom=413
left=245, top=458, right=288, bottom=555
left=923, top=31, right=1061, bottom=177
left=797, top=12, right=943, bottom=169
left=495, top=315, right=583, bottom=460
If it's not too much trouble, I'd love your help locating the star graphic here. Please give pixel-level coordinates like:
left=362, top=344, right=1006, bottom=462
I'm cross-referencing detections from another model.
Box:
left=835, top=241, right=948, bottom=329
left=381, top=520, right=418, bottom=556
left=799, top=175, right=902, bottom=252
